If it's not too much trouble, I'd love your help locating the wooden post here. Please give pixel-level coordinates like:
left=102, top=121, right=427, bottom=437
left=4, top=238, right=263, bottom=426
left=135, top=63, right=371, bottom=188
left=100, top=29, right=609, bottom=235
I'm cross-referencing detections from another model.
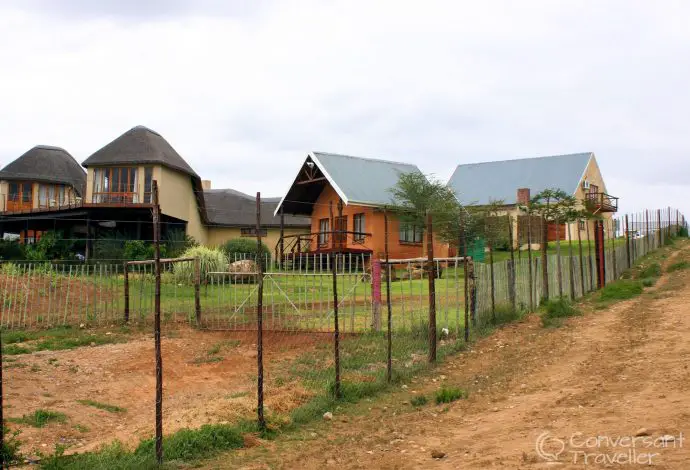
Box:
left=256, top=192, right=266, bottom=430
left=0, top=327, right=4, bottom=470
left=427, top=211, right=437, bottom=363
left=462, top=216, right=470, bottom=341
left=152, top=180, right=163, bottom=465
left=586, top=219, right=594, bottom=291
left=625, top=214, right=631, bottom=268
left=567, top=223, right=575, bottom=300
left=577, top=219, right=585, bottom=296
left=541, top=216, right=549, bottom=300
left=645, top=210, right=650, bottom=254
left=658, top=209, right=662, bottom=248
left=279, top=206, right=285, bottom=270
left=527, top=213, right=534, bottom=311
left=85, top=217, right=91, bottom=261
left=610, top=218, right=617, bottom=279
left=194, top=258, right=201, bottom=324
left=507, top=215, right=516, bottom=311
left=384, top=210, right=392, bottom=383
left=331, top=199, right=342, bottom=398
left=556, top=215, right=563, bottom=298
left=488, top=224, right=495, bottom=321
left=123, top=262, right=130, bottom=323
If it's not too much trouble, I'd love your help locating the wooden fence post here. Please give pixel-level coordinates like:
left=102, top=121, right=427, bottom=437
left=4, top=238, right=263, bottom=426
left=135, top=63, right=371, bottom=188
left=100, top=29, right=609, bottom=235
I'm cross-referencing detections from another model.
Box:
left=330, top=200, right=342, bottom=398
left=507, top=215, right=516, bottom=311
left=384, top=210, right=392, bottom=383
left=527, top=213, right=534, bottom=311
left=194, top=258, right=201, bottom=325
left=152, top=180, right=163, bottom=466
left=577, top=219, right=585, bottom=297
left=255, top=192, right=266, bottom=430
left=123, top=262, right=130, bottom=323
left=625, top=214, right=631, bottom=269
left=426, top=211, right=437, bottom=363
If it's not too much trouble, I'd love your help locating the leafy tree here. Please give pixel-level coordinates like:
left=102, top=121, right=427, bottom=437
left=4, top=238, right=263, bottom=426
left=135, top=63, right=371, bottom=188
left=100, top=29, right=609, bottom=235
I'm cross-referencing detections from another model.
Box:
left=388, top=172, right=463, bottom=247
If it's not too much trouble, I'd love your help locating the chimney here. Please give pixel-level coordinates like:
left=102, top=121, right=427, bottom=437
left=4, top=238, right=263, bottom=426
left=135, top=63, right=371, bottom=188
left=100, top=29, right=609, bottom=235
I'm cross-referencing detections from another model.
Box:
left=517, top=188, right=530, bottom=205
left=201, top=180, right=211, bottom=190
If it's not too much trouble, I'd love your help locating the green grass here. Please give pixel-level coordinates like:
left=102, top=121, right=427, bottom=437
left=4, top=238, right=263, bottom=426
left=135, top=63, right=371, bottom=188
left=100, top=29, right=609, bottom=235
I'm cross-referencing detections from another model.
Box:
left=599, top=280, right=643, bottom=302
left=8, top=409, right=67, bottom=428
left=1, top=326, right=125, bottom=354
left=541, top=297, right=580, bottom=327
left=77, top=400, right=126, bottom=414
left=410, top=395, right=428, bottom=407
left=435, top=387, right=467, bottom=404
left=40, top=422, right=253, bottom=470
left=667, top=261, right=690, bottom=273
left=639, top=262, right=662, bottom=279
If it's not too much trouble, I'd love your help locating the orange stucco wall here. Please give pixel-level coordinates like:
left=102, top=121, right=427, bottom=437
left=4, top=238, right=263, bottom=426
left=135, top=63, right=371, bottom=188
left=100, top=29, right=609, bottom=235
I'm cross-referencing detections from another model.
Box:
left=311, top=185, right=450, bottom=260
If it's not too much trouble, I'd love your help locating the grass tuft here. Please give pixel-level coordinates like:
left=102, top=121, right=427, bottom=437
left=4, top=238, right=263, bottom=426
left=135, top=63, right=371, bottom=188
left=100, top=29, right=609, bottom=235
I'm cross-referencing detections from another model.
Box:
left=639, top=262, right=662, bottom=279
left=8, top=409, right=67, bottom=428
left=435, top=386, right=467, bottom=404
left=3, top=344, right=31, bottom=355
left=410, top=395, right=428, bottom=407
left=77, top=400, right=126, bottom=414
left=599, top=280, right=643, bottom=302
left=541, top=297, right=579, bottom=327
left=667, top=261, right=690, bottom=273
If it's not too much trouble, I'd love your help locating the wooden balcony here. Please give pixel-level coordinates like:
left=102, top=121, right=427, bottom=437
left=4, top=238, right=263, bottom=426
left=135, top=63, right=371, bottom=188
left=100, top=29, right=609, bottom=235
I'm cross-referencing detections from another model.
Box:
left=277, top=231, right=372, bottom=258
left=585, top=192, right=618, bottom=213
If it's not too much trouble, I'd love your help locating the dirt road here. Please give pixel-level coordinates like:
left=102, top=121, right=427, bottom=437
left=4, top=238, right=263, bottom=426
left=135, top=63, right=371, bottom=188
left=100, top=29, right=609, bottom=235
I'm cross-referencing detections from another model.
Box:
left=218, top=242, right=690, bottom=469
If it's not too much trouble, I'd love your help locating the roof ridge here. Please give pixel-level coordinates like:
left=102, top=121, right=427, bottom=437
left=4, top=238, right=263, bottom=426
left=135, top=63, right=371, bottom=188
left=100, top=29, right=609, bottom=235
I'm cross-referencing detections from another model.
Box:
left=131, top=125, right=162, bottom=137
left=313, top=151, right=419, bottom=168
left=33, top=145, right=69, bottom=152
left=454, top=152, right=593, bottom=168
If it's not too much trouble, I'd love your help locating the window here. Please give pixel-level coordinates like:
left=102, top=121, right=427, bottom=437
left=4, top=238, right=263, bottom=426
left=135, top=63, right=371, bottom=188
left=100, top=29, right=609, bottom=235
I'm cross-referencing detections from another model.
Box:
left=399, top=222, right=423, bottom=244
left=353, top=213, right=365, bottom=241
left=144, top=167, right=153, bottom=203
left=241, top=227, right=267, bottom=237
left=318, top=218, right=330, bottom=245
left=92, top=167, right=139, bottom=203
left=578, top=220, right=585, bottom=231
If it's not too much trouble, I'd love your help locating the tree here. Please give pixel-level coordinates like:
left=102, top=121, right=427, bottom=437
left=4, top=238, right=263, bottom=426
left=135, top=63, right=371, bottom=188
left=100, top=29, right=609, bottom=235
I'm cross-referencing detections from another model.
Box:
left=388, top=172, right=463, bottom=248
left=529, top=189, right=572, bottom=300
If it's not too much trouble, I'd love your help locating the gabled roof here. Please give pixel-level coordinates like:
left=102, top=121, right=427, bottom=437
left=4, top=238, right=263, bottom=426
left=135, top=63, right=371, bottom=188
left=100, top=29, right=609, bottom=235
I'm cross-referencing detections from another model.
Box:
left=448, top=152, right=594, bottom=206
left=0, top=145, right=87, bottom=196
left=204, top=189, right=310, bottom=228
left=276, top=151, right=422, bottom=215
left=82, top=125, right=198, bottom=177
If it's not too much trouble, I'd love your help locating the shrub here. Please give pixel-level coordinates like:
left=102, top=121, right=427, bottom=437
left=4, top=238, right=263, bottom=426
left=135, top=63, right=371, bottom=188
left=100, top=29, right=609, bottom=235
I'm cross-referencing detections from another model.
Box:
left=173, top=246, right=226, bottom=284
left=678, top=226, right=688, bottom=238
left=435, top=387, right=467, bottom=404
left=24, top=231, right=74, bottom=261
left=221, top=238, right=270, bottom=262
left=122, top=240, right=149, bottom=261
left=0, top=240, right=24, bottom=261
left=599, top=280, right=643, bottom=302
left=0, top=426, right=21, bottom=466
left=1, top=263, right=21, bottom=276
left=641, top=278, right=657, bottom=287
left=165, top=230, right=197, bottom=258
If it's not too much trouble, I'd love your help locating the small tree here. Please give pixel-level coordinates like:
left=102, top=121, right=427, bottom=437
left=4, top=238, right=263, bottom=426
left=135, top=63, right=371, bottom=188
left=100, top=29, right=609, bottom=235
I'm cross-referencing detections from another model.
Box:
left=530, top=189, right=572, bottom=300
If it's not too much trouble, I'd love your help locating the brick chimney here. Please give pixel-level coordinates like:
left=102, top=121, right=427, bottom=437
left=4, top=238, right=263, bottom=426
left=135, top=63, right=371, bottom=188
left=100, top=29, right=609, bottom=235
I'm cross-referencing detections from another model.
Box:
left=517, top=188, right=530, bottom=205
left=201, top=180, right=212, bottom=190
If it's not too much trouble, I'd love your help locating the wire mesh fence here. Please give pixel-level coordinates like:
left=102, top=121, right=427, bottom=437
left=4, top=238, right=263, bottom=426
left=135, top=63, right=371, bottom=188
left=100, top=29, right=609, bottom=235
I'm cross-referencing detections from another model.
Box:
left=0, top=206, right=686, bottom=466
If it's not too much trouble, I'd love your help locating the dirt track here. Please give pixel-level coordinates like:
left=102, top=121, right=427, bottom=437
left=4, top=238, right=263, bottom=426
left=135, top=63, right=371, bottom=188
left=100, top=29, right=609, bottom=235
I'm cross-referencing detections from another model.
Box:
left=218, top=241, right=690, bottom=469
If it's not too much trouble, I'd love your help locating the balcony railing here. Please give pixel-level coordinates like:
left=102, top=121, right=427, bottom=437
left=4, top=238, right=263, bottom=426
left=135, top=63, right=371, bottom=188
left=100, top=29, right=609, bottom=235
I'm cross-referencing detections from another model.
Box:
left=585, top=192, right=618, bottom=213
left=276, top=231, right=372, bottom=259
left=0, top=194, right=84, bottom=214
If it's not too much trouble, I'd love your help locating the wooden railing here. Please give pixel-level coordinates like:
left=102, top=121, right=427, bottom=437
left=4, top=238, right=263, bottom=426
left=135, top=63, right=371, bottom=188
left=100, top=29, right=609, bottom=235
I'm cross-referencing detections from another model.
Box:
left=276, top=231, right=372, bottom=259
left=585, top=192, right=618, bottom=213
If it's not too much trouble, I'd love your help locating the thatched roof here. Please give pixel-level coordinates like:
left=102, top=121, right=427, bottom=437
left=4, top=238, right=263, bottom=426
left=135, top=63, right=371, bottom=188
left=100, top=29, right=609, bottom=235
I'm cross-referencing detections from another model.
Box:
left=0, top=145, right=86, bottom=196
left=82, top=125, right=198, bottom=177
left=204, top=189, right=310, bottom=228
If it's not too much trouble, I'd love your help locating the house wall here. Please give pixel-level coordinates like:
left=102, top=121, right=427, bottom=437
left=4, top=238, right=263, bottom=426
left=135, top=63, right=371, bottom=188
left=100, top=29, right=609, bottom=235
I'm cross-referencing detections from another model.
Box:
left=311, top=185, right=449, bottom=260
left=206, top=226, right=307, bottom=253
left=569, top=155, right=614, bottom=241
left=157, top=166, right=208, bottom=244
left=0, top=180, right=77, bottom=211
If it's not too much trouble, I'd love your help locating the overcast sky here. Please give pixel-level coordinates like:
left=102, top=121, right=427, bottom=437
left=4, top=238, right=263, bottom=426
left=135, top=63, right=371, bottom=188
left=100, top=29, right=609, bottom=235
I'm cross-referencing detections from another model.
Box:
left=1, top=0, right=688, bottom=217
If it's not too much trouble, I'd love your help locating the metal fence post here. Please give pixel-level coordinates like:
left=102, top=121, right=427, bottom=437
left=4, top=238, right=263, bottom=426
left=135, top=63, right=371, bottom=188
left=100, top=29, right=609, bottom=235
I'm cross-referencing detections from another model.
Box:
left=123, top=262, right=130, bottom=323
left=194, top=258, right=201, bottom=325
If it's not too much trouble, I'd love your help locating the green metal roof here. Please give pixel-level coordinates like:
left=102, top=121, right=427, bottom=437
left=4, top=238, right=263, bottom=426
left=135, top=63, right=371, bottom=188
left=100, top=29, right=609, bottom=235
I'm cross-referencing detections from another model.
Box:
left=448, top=152, right=594, bottom=205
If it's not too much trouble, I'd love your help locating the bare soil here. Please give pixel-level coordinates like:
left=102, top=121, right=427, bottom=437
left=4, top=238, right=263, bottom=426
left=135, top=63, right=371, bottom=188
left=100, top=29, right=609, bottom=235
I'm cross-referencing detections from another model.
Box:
left=213, top=241, right=690, bottom=469
left=5, top=329, right=328, bottom=455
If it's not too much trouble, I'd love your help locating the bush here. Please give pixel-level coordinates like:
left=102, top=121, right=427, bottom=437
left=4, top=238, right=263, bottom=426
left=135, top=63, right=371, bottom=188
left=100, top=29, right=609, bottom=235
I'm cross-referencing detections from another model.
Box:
left=221, top=238, right=270, bottom=262
left=122, top=241, right=149, bottom=261
left=173, top=246, right=226, bottom=284
left=0, top=426, right=21, bottom=466
left=165, top=230, right=197, bottom=258
left=0, top=240, right=24, bottom=261
left=410, top=395, right=428, bottom=407
left=678, top=226, right=688, bottom=238
left=435, top=387, right=467, bottom=404
left=641, top=278, right=657, bottom=287
left=24, top=231, right=74, bottom=261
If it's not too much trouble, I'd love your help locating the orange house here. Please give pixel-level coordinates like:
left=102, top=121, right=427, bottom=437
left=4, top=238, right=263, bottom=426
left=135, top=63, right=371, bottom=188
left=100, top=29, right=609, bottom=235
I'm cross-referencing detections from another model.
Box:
left=275, top=152, right=449, bottom=261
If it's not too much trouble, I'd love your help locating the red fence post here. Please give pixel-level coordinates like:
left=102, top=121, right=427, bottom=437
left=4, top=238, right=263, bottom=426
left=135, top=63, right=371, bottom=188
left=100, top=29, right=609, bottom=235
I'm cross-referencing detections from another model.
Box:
left=371, top=259, right=382, bottom=331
